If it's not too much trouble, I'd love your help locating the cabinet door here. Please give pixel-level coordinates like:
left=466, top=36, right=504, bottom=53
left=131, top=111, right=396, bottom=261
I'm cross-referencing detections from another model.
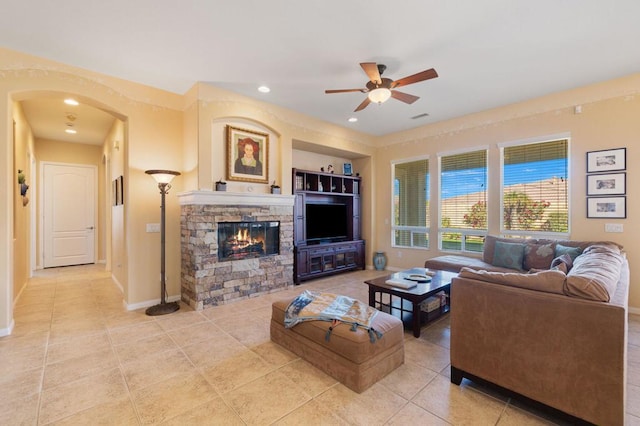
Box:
left=344, top=251, right=356, bottom=267
left=309, top=254, right=322, bottom=273
left=296, top=249, right=309, bottom=275
left=322, top=254, right=335, bottom=271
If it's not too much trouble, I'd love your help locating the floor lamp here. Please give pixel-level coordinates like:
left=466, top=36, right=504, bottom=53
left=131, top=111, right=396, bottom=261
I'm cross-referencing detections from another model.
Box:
left=145, top=169, right=181, bottom=316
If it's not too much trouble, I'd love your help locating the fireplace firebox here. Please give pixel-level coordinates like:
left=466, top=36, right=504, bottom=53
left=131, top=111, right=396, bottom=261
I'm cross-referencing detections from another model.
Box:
left=218, top=221, right=280, bottom=261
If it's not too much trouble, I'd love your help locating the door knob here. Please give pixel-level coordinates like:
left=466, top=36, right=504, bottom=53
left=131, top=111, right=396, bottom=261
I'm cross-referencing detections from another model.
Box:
left=87, top=226, right=95, bottom=230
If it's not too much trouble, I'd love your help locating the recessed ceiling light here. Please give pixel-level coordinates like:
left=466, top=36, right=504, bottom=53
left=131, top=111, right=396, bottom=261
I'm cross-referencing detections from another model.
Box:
left=258, top=86, right=270, bottom=93
left=348, top=117, right=358, bottom=123
left=65, top=129, right=77, bottom=134
left=64, top=98, right=79, bottom=106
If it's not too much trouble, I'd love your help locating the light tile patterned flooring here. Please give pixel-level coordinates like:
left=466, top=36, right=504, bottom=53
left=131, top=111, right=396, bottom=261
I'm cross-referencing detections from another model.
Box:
left=1, top=264, right=639, bottom=425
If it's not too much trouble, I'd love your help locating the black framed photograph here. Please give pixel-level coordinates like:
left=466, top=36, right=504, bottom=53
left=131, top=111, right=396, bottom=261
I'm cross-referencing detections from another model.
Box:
left=587, top=196, right=626, bottom=219
left=586, top=172, right=626, bottom=196
left=226, top=125, right=269, bottom=184
left=343, top=162, right=353, bottom=176
left=586, top=148, right=626, bottom=173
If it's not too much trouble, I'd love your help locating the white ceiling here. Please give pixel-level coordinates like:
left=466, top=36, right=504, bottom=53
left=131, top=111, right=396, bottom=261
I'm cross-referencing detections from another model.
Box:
left=3, top=0, right=640, bottom=140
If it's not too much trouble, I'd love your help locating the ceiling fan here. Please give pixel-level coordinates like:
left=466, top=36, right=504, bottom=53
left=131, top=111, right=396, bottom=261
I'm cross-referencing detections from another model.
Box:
left=325, top=62, right=438, bottom=112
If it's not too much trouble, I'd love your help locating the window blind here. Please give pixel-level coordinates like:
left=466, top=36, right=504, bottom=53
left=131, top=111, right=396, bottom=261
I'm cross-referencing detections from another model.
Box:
left=502, top=139, right=568, bottom=232
left=440, top=150, right=487, bottom=229
left=393, top=159, right=429, bottom=247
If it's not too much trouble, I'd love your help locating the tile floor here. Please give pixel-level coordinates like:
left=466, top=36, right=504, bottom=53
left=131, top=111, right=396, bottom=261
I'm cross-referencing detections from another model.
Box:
left=1, top=264, right=639, bottom=425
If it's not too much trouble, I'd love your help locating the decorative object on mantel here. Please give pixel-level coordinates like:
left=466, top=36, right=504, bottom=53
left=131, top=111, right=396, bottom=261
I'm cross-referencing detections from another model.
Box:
left=343, top=163, right=353, bottom=176
left=145, top=169, right=181, bottom=316
left=215, top=179, right=227, bottom=191
left=327, top=164, right=334, bottom=174
left=18, top=169, right=29, bottom=205
left=270, top=181, right=281, bottom=194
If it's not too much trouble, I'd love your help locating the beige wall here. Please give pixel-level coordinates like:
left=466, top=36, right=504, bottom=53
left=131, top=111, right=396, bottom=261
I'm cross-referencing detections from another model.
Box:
left=292, top=149, right=352, bottom=174
left=374, top=74, right=640, bottom=311
left=11, top=102, right=35, bottom=304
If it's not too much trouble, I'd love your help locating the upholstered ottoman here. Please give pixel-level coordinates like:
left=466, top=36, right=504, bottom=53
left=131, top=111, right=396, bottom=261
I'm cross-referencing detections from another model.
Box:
left=270, top=296, right=404, bottom=393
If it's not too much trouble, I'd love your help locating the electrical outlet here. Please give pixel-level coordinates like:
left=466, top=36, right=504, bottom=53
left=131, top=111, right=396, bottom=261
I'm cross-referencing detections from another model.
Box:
left=605, top=223, right=623, bottom=233
left=146, top=223, right=161, bottom=233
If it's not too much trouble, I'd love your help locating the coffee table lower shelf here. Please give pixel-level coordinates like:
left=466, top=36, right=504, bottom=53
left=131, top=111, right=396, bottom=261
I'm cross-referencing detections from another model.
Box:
left=375, top=297, right=450, bottom=324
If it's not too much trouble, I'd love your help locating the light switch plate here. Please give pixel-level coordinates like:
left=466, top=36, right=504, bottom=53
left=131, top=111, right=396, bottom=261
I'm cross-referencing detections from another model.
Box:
left=146, top=223, right=161, bottom=233
left=605, top=223, right=623, bottom=233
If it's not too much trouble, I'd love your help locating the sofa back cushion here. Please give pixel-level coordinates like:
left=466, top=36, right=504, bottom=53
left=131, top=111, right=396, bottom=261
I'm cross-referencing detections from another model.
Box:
left=459, top=267, right=566, bottom=295
left=554, top=243, right=583, bottom=261
left=483, top=235, right=529, bottom=264
left=523, top=242, right=555, bottom=270
left=565, top=244, right=623, bottom=302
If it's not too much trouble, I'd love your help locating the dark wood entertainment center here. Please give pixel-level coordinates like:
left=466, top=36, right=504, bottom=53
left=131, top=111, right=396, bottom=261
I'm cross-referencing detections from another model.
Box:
left=293, top=168, right=365, bottom=283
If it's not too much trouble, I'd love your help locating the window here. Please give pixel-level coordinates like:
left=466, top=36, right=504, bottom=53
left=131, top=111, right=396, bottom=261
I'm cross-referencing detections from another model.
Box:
left=501, top=138, right=569, bottom=236
left=439, top=149, right=487, bottom=252
left=392, top=158, right=429, bottom=248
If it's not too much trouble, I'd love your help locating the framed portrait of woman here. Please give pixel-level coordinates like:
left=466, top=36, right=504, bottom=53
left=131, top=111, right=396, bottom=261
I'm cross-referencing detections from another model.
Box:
left=226, top=125, right=269, bottom=184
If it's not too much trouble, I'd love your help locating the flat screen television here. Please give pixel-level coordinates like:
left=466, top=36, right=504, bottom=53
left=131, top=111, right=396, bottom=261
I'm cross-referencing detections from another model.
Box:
left=305, top=202, right=348, bottom=243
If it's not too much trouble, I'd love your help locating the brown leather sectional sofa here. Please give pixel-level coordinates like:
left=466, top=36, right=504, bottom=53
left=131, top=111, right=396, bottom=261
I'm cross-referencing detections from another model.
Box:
left=425, top=236, right=629, bottom=425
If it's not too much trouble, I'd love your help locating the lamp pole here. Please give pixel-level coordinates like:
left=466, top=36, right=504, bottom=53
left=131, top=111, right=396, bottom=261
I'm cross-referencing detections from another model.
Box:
left=145, top=169, right=180, bottom=316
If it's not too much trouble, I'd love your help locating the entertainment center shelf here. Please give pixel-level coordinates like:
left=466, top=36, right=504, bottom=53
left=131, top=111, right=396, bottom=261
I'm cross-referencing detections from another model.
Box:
left=292, top=168, right=364, bottom=283
left=294, top=169, right=359, bottom=195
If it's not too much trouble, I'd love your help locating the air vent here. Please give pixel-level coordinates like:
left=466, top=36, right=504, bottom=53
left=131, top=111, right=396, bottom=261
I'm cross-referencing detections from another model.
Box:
left=411, top=113, right=430, bottom=120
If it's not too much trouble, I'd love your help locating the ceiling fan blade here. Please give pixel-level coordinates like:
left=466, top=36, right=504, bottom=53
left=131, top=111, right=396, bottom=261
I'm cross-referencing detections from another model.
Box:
left=360, top=62, right=382, bottom=85
left=354, top=97, right=371, bottom=112
left=391, top=90, right=420, bottom=104
left=325, top=88, right=366, bottom=94
left=391, top=68, right=438, bottom=88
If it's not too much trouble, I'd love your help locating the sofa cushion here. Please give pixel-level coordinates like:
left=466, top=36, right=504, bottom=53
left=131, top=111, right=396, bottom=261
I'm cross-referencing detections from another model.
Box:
left=492, top=241, right=525, bottom=270
left=555, top=243, right=583, bottom=261
left=459, top=267, right=566, bottom=295
left=564, top=245, right=623, bottom=302
left=523, top=242, right=555, bottom=270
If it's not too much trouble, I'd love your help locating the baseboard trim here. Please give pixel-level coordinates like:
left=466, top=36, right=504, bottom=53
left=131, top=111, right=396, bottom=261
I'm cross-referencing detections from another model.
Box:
left=125, top=295, right=181, bottom=312
left=0, top=319, right=15, bottom=337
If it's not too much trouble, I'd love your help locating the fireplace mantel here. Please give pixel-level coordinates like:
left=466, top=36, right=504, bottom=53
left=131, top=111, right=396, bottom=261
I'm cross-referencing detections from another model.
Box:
left=177, top=190, right=294, bottom=207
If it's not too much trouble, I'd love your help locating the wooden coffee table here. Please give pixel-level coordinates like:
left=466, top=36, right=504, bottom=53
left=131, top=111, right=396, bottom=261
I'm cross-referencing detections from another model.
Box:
left=365, top=268, right=457, bottom=337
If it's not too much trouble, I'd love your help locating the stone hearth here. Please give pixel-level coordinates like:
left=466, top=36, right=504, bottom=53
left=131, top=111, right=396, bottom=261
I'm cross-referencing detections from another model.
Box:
left=178, top=191, right=295, bottom=310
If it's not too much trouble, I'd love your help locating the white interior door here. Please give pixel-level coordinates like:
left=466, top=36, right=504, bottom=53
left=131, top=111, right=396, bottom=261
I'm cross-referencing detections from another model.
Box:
left=43, top=163, right=96, bottom=268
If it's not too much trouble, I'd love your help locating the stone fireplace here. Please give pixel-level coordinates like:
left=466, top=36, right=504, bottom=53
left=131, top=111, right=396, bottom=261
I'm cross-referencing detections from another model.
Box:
left=178, top=191, right=295, bottom=310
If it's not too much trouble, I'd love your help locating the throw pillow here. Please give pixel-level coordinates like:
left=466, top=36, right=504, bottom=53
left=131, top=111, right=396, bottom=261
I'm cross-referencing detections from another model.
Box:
left=523, top=243, right=555, bottom=270
left=555, top=243, right=583, bottom=261
left=492, top=241, right=525, bottom=270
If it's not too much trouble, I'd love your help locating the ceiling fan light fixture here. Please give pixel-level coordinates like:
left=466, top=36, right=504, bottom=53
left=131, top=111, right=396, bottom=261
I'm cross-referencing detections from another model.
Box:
left=368, top=87, right=391, bottom=104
